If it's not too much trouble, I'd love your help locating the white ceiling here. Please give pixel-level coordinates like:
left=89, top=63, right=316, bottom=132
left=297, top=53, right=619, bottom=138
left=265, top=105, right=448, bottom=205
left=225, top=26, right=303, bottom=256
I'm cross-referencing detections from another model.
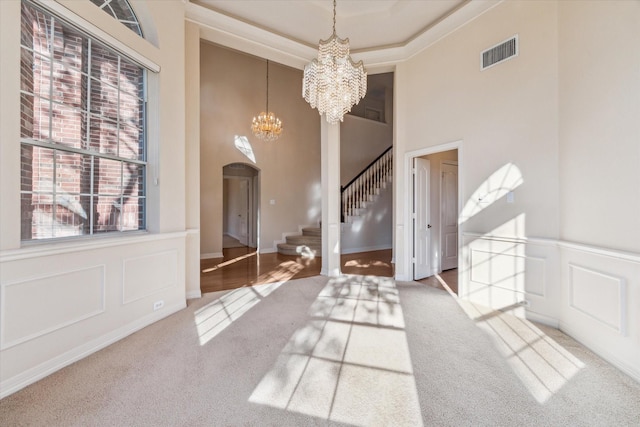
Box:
left=187, top=0, right=501, bottom=71
left=191, top=0, right=468, bottom=52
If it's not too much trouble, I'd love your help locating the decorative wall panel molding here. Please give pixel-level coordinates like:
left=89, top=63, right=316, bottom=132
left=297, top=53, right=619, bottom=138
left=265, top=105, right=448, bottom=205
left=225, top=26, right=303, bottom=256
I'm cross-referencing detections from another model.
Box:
left=0, top=299, right=186, bottom=399
left=122, top=250, right=178, bottom=304
left=1, top=265, right=106, bottom=349
left=568, top=263, right=626, bottom=336
left=524, top=256, right=546, bottom=297
left=469, top=249, right=546, bottom=294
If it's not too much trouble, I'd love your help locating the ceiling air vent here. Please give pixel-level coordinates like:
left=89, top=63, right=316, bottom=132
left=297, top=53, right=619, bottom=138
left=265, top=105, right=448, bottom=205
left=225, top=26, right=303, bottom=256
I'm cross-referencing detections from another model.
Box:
left=481, top=35, right=518, bottom=70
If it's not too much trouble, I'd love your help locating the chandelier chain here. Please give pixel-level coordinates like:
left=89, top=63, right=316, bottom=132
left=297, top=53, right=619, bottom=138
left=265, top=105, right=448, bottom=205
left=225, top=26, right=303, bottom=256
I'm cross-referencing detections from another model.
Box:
left=266, top=60, right=269, bottom=112
left=332, top=0, right=336, bottom=35
left=251, top=58, right=283, bottom=141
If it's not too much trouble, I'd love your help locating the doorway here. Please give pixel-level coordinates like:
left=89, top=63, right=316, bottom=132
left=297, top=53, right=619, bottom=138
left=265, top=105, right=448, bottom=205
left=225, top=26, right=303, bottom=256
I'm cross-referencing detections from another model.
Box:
left=406, top=143, right=461, bottom=286
left=440, top=160, right=458, bottom=271
left=223, top=163, right=259, bottom=249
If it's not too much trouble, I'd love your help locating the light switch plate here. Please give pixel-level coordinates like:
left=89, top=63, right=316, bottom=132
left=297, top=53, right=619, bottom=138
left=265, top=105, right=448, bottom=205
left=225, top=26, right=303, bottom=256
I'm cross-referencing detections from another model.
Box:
left=506, top=191, right=514, bottom=203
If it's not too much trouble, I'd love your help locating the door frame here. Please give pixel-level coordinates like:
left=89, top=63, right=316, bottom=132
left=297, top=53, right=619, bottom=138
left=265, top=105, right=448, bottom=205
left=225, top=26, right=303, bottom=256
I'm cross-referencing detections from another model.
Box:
left=222, top=163, right=260, bottom=249
left=404, top=140, right=463, bottom=284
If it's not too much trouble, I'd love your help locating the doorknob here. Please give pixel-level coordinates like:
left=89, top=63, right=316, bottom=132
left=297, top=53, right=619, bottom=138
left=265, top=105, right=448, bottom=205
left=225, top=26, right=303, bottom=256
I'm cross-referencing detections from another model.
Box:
left=427, top=224, right=432, bottom=229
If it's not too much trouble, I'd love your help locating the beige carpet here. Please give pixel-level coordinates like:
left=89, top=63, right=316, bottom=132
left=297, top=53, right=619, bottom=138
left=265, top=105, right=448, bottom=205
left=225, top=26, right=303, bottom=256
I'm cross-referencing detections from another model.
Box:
left=1, top=275, right=639, bottom=426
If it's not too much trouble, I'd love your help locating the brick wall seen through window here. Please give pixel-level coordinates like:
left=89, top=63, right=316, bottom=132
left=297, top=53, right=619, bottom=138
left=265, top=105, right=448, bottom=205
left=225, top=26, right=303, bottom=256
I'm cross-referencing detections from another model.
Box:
left=20, top=0, right=147, bottom=240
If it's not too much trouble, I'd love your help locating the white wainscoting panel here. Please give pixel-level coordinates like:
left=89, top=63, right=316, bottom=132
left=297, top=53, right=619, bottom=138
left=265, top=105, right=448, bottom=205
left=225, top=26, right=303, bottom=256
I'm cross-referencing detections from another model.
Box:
left=524, top=256, right=546, bottom=297
left=462, top=233, right=639, bottom=382
left=122, top=250, right=178, bottom=304
left=560, top=242, right=639, bottom=382
left=0, top=233, right=187, bottom=399
left=470, top=249, right=525, bottom=288
left=466, top=238, right=548, bottom=302
left=462, top=233, right=558, bottom=323
left=1, top=265, right=105, bottom=349
left=568, top=263, right=626, bottom=335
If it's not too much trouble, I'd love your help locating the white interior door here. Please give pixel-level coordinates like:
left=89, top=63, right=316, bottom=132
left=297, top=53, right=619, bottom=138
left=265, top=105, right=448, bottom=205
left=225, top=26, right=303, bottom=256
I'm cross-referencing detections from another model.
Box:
left=250, top=174, right=259, bottom=248
left=441, top=162, right=458, bottom=271
left=237, top=179, right=249, bottom=246
left=414, top=157, right=431, bottom=279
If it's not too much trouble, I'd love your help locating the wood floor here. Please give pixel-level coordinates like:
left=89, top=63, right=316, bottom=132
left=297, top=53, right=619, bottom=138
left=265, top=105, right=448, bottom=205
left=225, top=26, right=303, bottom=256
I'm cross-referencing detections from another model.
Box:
left=417, top=268, right=458, bottom=295
left=200, top=247, right=394, bottom=294
left=201, top=246, right=459, bottom=296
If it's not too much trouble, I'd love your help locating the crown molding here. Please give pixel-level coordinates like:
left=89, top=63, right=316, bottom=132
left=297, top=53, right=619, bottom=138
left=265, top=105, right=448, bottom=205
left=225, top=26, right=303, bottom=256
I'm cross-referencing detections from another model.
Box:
left=186, top=0, right=502, bottom=71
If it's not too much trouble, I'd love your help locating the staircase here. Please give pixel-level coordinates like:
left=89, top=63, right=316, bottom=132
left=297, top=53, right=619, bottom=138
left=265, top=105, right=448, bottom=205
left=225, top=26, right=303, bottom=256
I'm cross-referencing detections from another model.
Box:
left=277, top=227, right=321, bottom=256
left=276, top=147, right=392, bottom=257
left=341, top=146, right=393, bottom=222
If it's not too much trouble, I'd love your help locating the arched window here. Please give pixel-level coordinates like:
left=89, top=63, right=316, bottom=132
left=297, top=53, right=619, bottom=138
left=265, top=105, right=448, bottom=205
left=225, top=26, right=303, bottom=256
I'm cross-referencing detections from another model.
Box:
left=89, top=0, right=143, bottom=37
left=20, top=0, right=148, bottom=240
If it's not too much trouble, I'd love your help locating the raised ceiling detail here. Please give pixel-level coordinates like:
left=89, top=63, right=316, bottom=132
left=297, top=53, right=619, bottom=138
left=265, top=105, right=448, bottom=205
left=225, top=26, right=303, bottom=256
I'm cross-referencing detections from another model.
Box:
left=192, top=0, right=466, bottom=51
left=187, top=0, right=502, bottom=71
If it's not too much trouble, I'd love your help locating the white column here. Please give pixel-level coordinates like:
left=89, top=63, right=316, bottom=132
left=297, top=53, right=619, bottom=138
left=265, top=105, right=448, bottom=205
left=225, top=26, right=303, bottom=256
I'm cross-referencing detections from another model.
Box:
left=184, top=21, right=201, bottom=299
left=321, top=119, right=341, bottom=277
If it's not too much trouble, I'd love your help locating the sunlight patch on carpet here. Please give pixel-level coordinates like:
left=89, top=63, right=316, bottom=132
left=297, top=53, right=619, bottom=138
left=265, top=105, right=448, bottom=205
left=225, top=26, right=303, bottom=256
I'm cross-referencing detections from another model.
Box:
left=457, top=297, right=585, bottom=403
left=249, top=275, right=423, bottom=426
left=194, top=281, right=284, bottom=345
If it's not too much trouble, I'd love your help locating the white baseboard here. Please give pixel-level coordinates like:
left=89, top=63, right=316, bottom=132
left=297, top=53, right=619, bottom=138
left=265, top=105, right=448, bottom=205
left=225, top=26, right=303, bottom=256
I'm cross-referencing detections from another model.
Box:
left=341, top=244, right=392, bottom=255
left=525, top=310, right=559, bottom=329
left=186, top=290, right=202, bottom=299
left=200, top=252, right=223, bottom=259
left=0, top=301, right=186, bottom=399
left=225, top=232, right=242, bottom=242
left=560, top=321, right=640, bottom=384
left=260, top=248, right=276, bottom=254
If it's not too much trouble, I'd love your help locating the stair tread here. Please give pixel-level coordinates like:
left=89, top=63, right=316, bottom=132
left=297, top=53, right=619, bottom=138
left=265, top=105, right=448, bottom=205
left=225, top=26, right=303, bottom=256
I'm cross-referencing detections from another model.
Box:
left=277, top=242, right=321, bottom=256
left=286, top=235, right=321, bottom=244
left=278, top=227, right=321, bottom=256
left=301, top=227, right=321, bottom=237
left=277, top=243, right=321, bottom=249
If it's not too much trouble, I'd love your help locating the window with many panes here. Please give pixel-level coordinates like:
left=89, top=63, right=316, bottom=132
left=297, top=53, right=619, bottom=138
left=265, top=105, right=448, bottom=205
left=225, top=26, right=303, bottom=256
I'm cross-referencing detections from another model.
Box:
left=20, top=0, right=147, bottom=240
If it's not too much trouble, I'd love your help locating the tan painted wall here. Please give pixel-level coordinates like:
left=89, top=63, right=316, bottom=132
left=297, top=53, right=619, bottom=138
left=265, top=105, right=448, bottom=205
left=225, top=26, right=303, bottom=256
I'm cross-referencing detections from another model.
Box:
left=395, top=0, right=560, bottom=252
left=199, top=43, right=321, bottom=255
left=341, top=115, right=393, bottom=187
left=558, top=0, right=640, bottom=253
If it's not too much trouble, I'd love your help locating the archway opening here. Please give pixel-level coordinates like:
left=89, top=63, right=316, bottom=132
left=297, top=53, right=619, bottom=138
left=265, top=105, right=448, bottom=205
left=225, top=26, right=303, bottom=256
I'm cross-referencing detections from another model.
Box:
left=223, top=163, right=260, bottom=249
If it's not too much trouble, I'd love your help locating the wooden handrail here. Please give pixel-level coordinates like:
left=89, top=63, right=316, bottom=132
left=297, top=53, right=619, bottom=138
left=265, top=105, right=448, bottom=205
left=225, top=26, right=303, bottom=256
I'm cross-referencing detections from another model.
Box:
left=340, top=146, right=393, bottom=192
left=340, top=146, right=393, bottom=222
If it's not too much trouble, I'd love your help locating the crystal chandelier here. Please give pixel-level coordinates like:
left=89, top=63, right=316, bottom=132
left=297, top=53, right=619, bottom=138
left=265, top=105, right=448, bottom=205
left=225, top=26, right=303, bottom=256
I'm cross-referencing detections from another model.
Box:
left=303, top=0, right=367, bottom=124
left=252, top=60, right=283, bottom=141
